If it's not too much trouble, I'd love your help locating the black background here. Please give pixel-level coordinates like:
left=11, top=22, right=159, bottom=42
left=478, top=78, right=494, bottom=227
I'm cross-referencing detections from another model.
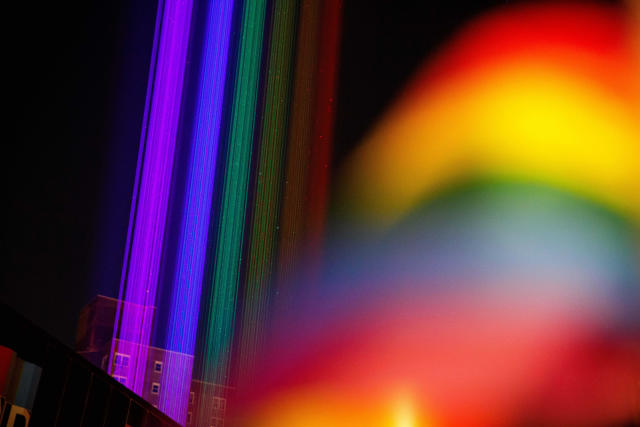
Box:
left=6, top=0, right=156, bottom=346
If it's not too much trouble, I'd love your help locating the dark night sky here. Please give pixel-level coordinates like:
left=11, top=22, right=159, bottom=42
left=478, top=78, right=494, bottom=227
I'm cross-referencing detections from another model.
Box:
left=6, top=0, right=578, bottom=347
left=6, top=0, right=157, bottom=346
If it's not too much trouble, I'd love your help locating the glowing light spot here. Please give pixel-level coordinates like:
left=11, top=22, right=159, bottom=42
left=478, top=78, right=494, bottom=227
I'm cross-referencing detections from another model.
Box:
left=393, top=394, right=417, bottom=427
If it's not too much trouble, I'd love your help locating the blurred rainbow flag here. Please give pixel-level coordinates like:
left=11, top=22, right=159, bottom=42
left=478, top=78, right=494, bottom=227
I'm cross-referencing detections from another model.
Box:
left=228, top=2, right=640, bottom=426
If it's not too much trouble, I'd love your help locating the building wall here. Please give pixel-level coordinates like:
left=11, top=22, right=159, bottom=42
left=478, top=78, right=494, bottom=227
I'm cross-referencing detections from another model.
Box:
left=75, top=296, right=228, bottom=425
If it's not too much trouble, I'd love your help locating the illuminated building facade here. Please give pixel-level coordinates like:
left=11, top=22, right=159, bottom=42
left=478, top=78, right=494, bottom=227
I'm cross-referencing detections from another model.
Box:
left=76, top=296, right=229, bottom=426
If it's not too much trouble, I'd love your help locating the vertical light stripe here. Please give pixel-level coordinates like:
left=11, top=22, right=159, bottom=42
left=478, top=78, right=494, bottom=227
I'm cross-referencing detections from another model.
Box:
left=111, top=0, right=194, bottom=397
left=198, top=0, right=268, bottom=423
left=158, top=0, right=235, bottom=423
left=275, top=0, right=322, bottom=299
left=237, top=0, right=298, bottom=381
left=304, top=0, right=343, bottom=279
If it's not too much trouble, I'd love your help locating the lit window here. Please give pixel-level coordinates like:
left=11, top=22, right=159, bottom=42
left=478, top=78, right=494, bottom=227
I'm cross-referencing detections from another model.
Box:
left=14, top=414, right=27, bottom=426
left=189, top=391, right=195, bottom=404
left=154, top=361, right=162, bottom=373
left=113, top=375, right=127, bottom=385
left=151, top=382, right=160, bottom=394
left=114, top=352, right=130, bottom=368
left=214, top=397, right=226, bottom=410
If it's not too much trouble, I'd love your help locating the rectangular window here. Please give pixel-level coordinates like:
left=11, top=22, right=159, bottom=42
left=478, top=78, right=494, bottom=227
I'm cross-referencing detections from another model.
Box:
left=114, top=352, right=130, bottom=368
left=151, top=382, right=160, bottom=394
left=189, top=391, right=195, bottom=404
left=113, top=375, right=127, bottom=385
left=213, top=397, right=226, bottom=410
left=186, top=412, right=192, bottom=425
left=154, top=361, right=162, bottom=373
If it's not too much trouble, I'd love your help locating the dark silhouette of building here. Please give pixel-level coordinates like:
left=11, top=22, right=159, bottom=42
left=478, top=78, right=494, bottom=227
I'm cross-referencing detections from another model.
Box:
left=0, top=302, right=180, bottom=427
